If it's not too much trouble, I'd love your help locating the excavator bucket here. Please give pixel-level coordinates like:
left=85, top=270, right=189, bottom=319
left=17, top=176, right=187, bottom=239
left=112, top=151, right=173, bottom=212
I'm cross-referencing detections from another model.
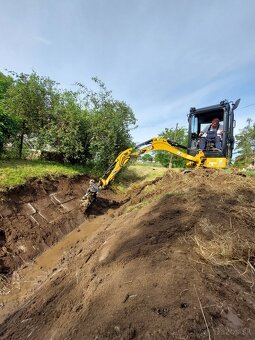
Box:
left=80, top=191, right=97, bottom=211
left=80, top=179, right=100, bottom=212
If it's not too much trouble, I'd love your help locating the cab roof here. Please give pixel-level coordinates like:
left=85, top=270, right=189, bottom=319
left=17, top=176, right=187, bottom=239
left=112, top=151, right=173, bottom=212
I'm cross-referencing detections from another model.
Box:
left=189, top=103, right=227, bottom=124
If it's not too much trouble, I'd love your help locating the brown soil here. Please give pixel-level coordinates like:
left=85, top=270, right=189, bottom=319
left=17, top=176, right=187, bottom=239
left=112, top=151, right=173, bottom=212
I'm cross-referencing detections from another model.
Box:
left=0, top=170, right=255, bottom=339
left=0, top=175, right=120, bottom=276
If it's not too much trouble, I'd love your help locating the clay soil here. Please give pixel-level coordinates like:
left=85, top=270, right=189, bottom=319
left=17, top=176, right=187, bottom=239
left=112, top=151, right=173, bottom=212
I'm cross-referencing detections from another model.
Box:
left=0, top=170, right=255, bottom=339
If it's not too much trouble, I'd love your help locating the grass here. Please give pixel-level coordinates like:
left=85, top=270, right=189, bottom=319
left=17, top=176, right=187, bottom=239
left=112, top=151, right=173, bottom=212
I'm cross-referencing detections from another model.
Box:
left=113, top=162, right=168, bottom=192
left=0, top=159, right=92, bottom=190
left=191, top=225, right=255, bottom=290
left=245, top=170, right=255, bottom=176
left=0, top=159, right=168, bottom=192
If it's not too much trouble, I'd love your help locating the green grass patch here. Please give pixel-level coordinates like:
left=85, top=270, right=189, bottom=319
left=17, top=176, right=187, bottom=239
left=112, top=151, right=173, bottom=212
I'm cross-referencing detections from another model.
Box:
left=0, top=160, right=171, bottom=192
left=0, top=159, right=93, bottom=190
left=245, top=170, right=255, bottom=176
left=113, top=163, right=168, bottom=193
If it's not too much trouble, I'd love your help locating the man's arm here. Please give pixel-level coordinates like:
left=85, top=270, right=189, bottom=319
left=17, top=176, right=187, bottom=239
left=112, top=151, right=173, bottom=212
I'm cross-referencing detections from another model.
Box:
left=217, top=124, right=224, bottom=136
left=199, top=125, right=209, bottom=137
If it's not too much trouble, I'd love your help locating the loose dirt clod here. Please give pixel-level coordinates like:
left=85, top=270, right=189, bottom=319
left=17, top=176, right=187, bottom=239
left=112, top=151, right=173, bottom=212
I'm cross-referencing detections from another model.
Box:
left=0, top=170, right=255, bottom=339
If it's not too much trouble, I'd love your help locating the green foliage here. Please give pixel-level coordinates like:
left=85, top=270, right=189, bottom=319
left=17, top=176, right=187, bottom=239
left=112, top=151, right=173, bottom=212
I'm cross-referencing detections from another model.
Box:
left=142, top=154, right=153, bottom=162
left=0, top=71, right=137, bottom=170
left=0, top=109, right=19, bottom=153
left=0, top=72, right=18, bottom=153
left=154, top=151, right=170, bottom=167
left=156, top=126, right=188, bottom=167
left=37, top=90, right=92, bottom=163
left=4, top=71, right=58, bottom=157
left=6, top=71, right=58, bottom=131
left=78, top=78, right=136, bottom=168
left=90, top=101, right=136, bottom=169
left=234, top=118, right=255, bottom=167
left=0, top=72, right=13, bottom=100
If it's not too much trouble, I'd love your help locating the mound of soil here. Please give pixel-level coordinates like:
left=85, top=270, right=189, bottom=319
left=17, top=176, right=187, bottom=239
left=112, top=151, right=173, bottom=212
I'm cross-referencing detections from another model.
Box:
left=0, top=170, right=255, bottom=339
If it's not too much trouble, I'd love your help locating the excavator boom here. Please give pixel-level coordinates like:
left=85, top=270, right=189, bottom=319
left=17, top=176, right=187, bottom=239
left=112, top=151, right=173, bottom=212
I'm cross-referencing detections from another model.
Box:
left=99, top=138, right=204, bottom=188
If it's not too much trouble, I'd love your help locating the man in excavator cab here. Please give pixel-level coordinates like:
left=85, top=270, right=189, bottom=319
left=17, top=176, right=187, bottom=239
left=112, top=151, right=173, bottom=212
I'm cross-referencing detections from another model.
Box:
left=198, top=118, right=223, bottom=151
left=81, top=99, right=240, bottom=212
left=187, top=99, right=240, bottom=165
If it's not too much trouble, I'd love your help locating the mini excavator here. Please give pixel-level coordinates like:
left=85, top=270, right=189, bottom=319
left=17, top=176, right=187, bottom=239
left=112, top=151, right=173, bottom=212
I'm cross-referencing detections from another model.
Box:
left=81, top=99, right=240, bottom=211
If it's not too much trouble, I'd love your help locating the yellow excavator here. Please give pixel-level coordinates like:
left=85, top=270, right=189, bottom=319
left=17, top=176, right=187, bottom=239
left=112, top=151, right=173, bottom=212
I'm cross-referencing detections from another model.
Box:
left=80, top=99, right=240, bottom=210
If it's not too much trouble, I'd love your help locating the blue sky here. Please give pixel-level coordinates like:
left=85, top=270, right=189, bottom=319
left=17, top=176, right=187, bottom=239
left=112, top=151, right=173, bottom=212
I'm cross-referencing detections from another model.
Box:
left=1, top=0, right=255, bottom=142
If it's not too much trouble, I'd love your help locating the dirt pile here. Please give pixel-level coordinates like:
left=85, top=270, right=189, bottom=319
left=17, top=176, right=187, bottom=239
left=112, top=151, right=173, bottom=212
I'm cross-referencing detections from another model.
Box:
left=0, top=170, right=255, bottom=339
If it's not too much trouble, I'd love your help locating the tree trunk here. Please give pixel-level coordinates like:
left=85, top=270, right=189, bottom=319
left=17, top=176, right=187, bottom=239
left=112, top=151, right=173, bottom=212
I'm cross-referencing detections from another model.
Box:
left=19, top=121, right=25, bottom=159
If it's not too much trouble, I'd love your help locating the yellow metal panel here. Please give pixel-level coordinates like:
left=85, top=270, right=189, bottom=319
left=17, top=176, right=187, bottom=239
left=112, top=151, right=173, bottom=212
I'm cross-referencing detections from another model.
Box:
left=203, top=157, right=227, bottom=168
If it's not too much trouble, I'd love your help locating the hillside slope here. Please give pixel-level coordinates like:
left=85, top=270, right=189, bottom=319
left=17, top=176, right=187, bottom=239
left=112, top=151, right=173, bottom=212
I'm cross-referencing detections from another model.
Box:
left=0, top=170, right=255, bottom=339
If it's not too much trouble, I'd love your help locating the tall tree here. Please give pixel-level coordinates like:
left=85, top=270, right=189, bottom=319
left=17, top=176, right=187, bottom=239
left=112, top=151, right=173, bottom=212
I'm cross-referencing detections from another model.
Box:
left=5, top=71, right=58, bottom=158
left=38, top=90, right=92, bottom=163
left=78, top=78, right=136, bottom=168
left=234, top=118, right=255, bottom=167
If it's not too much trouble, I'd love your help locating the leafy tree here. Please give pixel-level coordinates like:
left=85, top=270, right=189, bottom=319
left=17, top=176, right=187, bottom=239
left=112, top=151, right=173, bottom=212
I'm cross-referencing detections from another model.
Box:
left=0, top=72, right=13, bottom=100
left=234, top=118, right=255, bottom=167
left=142, top=154, right=153, bottom=162
left=155, top=126, right=188, bottom=167
left=89, top=100, right=136, bottom=168
left=38, top=90, right=92, bottom=163
left=78, top=78, right=136, bottom=168
left=1, top=72, right=137, bottom=167
left=0, top=110, right=19, bottom=153
left=5, top=71, right=58, bottom=158
left=154, top=151, right=170, bottom=167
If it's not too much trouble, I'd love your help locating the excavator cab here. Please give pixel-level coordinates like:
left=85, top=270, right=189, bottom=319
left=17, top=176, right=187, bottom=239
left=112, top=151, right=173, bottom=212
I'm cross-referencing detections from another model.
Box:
left=187, top=99, right=240, bottom=167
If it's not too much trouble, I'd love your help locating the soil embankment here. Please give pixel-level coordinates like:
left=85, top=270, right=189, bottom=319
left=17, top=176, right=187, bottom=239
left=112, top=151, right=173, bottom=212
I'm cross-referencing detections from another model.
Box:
left=0, top=170, right=255, bottom=339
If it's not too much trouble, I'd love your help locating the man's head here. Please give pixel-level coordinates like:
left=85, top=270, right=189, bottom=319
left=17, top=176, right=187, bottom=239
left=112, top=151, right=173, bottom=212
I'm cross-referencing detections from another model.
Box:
left=211, top=118, right=220, bottom=128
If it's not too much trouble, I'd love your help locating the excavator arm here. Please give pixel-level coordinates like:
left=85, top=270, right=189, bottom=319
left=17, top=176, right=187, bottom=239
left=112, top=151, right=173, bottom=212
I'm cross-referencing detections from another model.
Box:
left=99, top=138, right=204, bottom=188
left=80, top=137, right=205, bottom=211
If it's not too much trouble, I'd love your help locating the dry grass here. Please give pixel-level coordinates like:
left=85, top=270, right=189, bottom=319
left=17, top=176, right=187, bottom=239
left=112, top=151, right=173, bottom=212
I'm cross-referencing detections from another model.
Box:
left=191, top=223, right=255, bottom=290
left=193, top=233, right=235, bottom=266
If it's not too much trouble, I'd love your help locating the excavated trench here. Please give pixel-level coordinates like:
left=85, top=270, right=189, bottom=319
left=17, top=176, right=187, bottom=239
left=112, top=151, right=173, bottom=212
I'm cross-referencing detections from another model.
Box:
left=0, top=175, right=121, bottom=276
